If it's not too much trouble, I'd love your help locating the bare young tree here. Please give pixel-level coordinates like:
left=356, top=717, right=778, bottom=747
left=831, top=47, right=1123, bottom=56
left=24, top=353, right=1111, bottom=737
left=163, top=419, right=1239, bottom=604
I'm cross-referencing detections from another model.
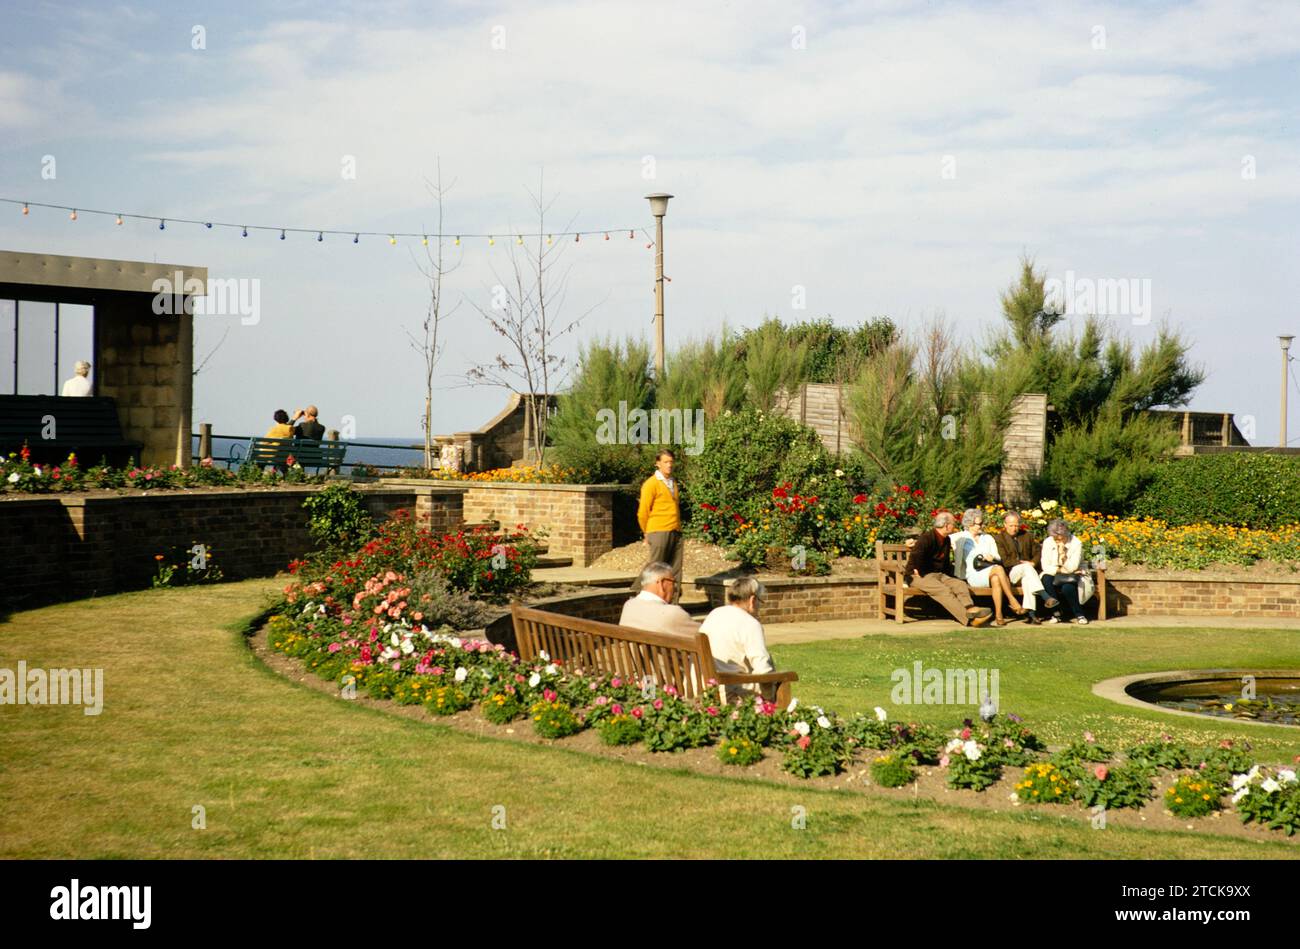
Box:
left=407, top=159, right=462, bottom=469
left=465, top=169, right=604, bottom=466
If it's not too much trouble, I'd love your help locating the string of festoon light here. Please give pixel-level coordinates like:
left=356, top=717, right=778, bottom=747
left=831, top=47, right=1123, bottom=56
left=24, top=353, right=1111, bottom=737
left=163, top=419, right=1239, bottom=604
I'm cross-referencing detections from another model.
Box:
left=0, top=197, right=658, bottom=248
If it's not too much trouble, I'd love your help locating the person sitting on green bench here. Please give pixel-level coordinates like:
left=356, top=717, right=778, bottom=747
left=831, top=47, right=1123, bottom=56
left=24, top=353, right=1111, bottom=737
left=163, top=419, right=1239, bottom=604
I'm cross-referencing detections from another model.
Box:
left=265, top=409, right=293, bottom=439
left=292, top=405, right=325, bottom=441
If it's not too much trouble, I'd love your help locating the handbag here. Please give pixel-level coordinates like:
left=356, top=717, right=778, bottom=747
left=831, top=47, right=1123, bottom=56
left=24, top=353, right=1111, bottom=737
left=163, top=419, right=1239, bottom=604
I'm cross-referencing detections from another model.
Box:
left=971, top=554, right=993, bottom=573
left=1078, top=571, right=1096, bottom=605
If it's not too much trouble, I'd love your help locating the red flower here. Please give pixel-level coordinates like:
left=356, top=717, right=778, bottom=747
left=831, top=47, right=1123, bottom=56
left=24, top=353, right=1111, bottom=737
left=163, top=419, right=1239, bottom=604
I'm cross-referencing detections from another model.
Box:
left=772, top=484, right=789, bottom=500
left=797, top=735, right=811, bottom=749
left=900, top=485, right=910, bottom=493
left=912, top=488, right=925, bottom=498
left=906, top=507, right=916, bottom=517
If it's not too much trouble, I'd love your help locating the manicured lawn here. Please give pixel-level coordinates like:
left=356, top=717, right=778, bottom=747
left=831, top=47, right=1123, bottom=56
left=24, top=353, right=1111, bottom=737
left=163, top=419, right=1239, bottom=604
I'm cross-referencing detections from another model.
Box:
left=774, top=628, right=1300, bottom=761
left=1, top=580, right=1297, bottom=859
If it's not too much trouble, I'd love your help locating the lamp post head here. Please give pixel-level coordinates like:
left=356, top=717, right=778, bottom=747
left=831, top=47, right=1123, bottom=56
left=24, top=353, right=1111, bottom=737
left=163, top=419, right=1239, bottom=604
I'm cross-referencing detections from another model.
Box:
left=645, top=193, right=673, bottom=217
left=1281, top=335, right=1295, bottom=353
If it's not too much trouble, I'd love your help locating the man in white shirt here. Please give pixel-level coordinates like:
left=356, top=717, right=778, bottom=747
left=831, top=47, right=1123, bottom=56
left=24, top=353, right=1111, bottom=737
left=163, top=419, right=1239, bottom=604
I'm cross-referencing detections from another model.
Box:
left=61, top=360, right=92, bottom=397
left=618, top=561, right=700, bottom=639
left=699, top=576, right=778, bottom=700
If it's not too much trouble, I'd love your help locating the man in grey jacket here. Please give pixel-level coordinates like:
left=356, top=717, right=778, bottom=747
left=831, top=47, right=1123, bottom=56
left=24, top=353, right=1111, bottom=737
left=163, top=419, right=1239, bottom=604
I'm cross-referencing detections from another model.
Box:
left=619, top=561, right=700, bottom=638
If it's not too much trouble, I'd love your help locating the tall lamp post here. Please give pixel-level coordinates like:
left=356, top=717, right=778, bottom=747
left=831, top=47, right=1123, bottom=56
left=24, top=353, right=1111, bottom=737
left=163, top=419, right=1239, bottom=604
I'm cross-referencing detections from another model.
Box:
left=1281, top=335, right=1295, bottom=448
left=646, top=193, right=673, bottom=376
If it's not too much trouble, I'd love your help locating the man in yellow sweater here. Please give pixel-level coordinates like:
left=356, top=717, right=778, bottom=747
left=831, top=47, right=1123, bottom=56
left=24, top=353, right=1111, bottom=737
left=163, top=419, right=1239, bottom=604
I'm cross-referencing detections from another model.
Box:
left=636, top=449, right=682, bottom=602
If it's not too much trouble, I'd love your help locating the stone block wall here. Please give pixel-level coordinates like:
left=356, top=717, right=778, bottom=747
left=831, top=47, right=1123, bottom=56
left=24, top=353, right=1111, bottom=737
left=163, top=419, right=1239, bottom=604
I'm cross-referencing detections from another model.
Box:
left=93, top=294, right=190, bottom=467
left=695, top=575, right=880, bottom=623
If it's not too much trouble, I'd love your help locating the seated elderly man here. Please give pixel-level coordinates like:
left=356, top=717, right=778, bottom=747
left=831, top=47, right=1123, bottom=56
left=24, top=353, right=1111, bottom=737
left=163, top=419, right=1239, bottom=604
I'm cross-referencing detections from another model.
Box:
left=619, top=561, right=700, bottom=638
left=699, top=577, right=778, bottom=700
left=905, top=511, right=993, bottom=627
left=992, top=510, right=1058, bottom=624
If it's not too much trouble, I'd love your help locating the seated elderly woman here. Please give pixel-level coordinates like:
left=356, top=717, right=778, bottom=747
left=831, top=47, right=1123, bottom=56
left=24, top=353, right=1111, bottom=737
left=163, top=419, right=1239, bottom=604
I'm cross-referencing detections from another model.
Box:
left=1040, top=517, right=1089, bottom=625
left=961, top=508, right=1028, bottom=626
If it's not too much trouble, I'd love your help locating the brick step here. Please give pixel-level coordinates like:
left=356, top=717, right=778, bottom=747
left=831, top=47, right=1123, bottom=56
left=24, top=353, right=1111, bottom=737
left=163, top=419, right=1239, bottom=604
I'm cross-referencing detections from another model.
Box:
left=534, top=554, right=573, bottom=568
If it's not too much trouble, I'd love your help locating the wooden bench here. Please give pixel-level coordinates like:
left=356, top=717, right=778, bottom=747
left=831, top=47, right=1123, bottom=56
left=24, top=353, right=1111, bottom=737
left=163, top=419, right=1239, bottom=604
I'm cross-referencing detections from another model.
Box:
left=0, top=395, right=141, bottom=467
left=511, top=604, right=799, bottom=705
left=245, top=436, right=346, bottom=473
left=875, top=541, right=1107, bottom=622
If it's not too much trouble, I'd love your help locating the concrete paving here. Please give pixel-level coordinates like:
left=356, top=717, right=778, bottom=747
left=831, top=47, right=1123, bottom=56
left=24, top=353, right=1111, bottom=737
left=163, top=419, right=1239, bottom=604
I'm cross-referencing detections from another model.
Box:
left=762, top=613, right=1300, bottom=645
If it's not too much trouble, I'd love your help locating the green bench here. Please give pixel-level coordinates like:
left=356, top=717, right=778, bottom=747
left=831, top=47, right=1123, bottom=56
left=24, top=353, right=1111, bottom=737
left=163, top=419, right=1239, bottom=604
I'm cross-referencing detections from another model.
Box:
left=245, top=436, right=346, bottom=474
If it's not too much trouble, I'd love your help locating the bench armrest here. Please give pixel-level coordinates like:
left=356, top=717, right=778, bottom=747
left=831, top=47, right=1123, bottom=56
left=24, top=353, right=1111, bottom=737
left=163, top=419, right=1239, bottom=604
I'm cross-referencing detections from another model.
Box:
left=715, top=670, right=800, bottom=707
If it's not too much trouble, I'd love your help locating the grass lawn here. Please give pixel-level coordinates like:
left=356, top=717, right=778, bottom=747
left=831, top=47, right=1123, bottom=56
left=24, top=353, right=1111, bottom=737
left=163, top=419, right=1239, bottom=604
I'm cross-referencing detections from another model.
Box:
left=1, top=579, right=1297, bottom=859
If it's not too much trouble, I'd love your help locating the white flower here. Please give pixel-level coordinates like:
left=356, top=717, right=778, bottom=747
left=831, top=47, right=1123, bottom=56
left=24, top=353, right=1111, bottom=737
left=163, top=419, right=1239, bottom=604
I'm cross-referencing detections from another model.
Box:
left=380, top=646, right=398, bottom=661
left=317, top=604, right=326, bottom=614
left=1232, top=787, right=1250, bottom=805
left=817, top=715, right=831, bottom=729
left=962, top=740, right=981, bottom=761
left=481, top=668, right=492, bottom=679
left=538, top=649, right=550, bottom=661
left=454, top=667, right=468, bottom=683
left=545, top=663, right=558, bottom=676
left=400, top=639, right=414, bottom=655
left=390, top=632, right=400, bottom=647
left=793, top=721, right=811, bottom=737
left=945, top=738, right=964, bottom=754
left=1262, top=778, right=1281, bottom=794
left=835, top=469, right=844, bottom=477
left=874, top=706, right=888, bottom=722
left=786, top=698, right=799, bottom=714
left=528, top=672, right=541, bottom=688
left=33, top=466, right=42, bottom=477
left=1247, top=765, right=1261, bottom=781
left=1279, top=769, right=1297, bottom=783
left=1042, top=499, right=1059, bottom=510
left=6, top=472, right=18, bottom=484
left=1231, top=772, right=1252, bottom=791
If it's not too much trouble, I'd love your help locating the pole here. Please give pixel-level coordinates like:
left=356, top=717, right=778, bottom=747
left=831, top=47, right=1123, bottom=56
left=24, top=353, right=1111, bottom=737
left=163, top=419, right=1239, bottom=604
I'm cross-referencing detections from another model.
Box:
left=54, top=302, right=60, bottom=394
left=198, top=422, right=212, bottom=462
left=12, top=300, right=18, bottom=394
left=654, top=213, right=665, bottom=376
left=1282, top=337, right=1294, bottom=448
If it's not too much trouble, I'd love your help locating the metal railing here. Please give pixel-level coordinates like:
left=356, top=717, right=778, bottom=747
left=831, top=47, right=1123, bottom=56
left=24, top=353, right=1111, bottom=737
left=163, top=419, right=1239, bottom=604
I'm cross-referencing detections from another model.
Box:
left=190, top=430, right=441, bottom=473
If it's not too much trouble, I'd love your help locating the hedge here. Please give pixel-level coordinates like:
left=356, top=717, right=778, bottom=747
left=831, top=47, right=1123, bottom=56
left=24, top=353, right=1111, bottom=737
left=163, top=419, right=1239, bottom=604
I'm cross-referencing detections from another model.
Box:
left=1132, top=454, right=1300, bottom=528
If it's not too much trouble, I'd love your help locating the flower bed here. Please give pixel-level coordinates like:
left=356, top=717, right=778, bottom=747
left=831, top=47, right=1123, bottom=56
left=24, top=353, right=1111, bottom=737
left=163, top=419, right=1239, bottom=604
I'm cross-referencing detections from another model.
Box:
left=263, top=594, right=1300, bottom=835
left=978, top=499, right=1300, bottom=570
left=1, top=446, right=326, bottom=494
left=386, top=464, right=587, bottom=484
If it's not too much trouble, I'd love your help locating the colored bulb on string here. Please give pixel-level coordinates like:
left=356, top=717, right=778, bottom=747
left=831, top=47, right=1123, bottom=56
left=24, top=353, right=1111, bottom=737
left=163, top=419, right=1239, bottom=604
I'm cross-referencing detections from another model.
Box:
left=546, top=234, right=552, bottom=245
left=604, top=232, right=609, bottom=240
left=628, top=229, right=634, bottom=239
left=517, top=235, right=523, bottom=245
left=22, top=203, right=29, bottom=215
left=70, top=209, right=77, bottom=221
left=454, top=236, right=460, bottom=246
left=205, top=222, right=212, bottom=229
left=422, top=235, right=428, bottom=246
left=488, top=236, right=495, bottom=246
left=389, top=235, right=396, bottom=245
left=115, top=215, right=123, bottom=225
left=317, top=232, right=323, bottom=242
left=574, top=233, right=580, bottom=242
left=280, top=229, right=286, bottom=240
left=242, top=226, right=248, bottom=237
left=159, top=219, right=166, bottom=230
left=353, top=234, right=359, bottom=244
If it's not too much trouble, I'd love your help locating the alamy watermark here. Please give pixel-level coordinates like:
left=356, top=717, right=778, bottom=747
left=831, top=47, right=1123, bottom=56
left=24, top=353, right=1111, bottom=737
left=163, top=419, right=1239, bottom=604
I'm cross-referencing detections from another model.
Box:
left=595, top=400, right=704, bottom=456
left=151, top=271, right=262, bottom=325
left=0, top=662, right=103, bottom=715
left=1043, top=270, right=1152, bottom=325
left=890, top=661, right=999, bottom=711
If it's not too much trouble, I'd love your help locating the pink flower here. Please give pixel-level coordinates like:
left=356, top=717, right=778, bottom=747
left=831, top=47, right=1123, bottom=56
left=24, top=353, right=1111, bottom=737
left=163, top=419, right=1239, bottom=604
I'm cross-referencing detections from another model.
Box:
left=431, top=666, right=443, bottom=676
left=1094, top=766, right=1109, bottom=781
left=610, top=677, right=622, bottom=688
left=652, top=698, right=664, bottom=710
left=611, top=703, right=623, bottom=715
left=706, top=706, right=719, bottom=716
left=1083, top=731, right=1095, bottom=743
left=543, top=688, right=557, bottom=702
left=391, top=661, right=401, bottom=671
left=327, top=642, right=342, bottom=653
left=630, top=707, right=643, bottom=719
left=939, top=755, right=950, bottom=767
left=664, top=684, right=678, bottom=697
left=797, top=736, right=811, bottom=749
left=960, top=727, right=971, bottom=740
left=594, top=696, right=608, bottom=706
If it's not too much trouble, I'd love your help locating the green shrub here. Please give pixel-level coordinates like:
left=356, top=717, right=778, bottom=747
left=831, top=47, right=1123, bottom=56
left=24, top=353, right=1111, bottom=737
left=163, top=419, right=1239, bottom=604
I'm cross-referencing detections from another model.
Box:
left=303, top=482, right=374, bottom=550
left=869, top=753, right=916, bottom=787
left=1076, top=761, right=1156, bottom=810
left=597, top=713, right=644, bottom=746
left=1034, top=410, right=1178, bottom=514
left=1164, top=773, right=1221, bottom=818
left=1015, top=762, right=1075, bottom=804
left=1133, top=453, right=1300, bottom=528
left=717, top=736, right=764, bottom=766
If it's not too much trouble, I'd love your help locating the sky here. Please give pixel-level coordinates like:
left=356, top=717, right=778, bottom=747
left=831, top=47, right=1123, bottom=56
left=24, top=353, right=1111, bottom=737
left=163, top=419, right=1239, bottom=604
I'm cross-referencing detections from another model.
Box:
left=1, top=0, right=1298, bottom=445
